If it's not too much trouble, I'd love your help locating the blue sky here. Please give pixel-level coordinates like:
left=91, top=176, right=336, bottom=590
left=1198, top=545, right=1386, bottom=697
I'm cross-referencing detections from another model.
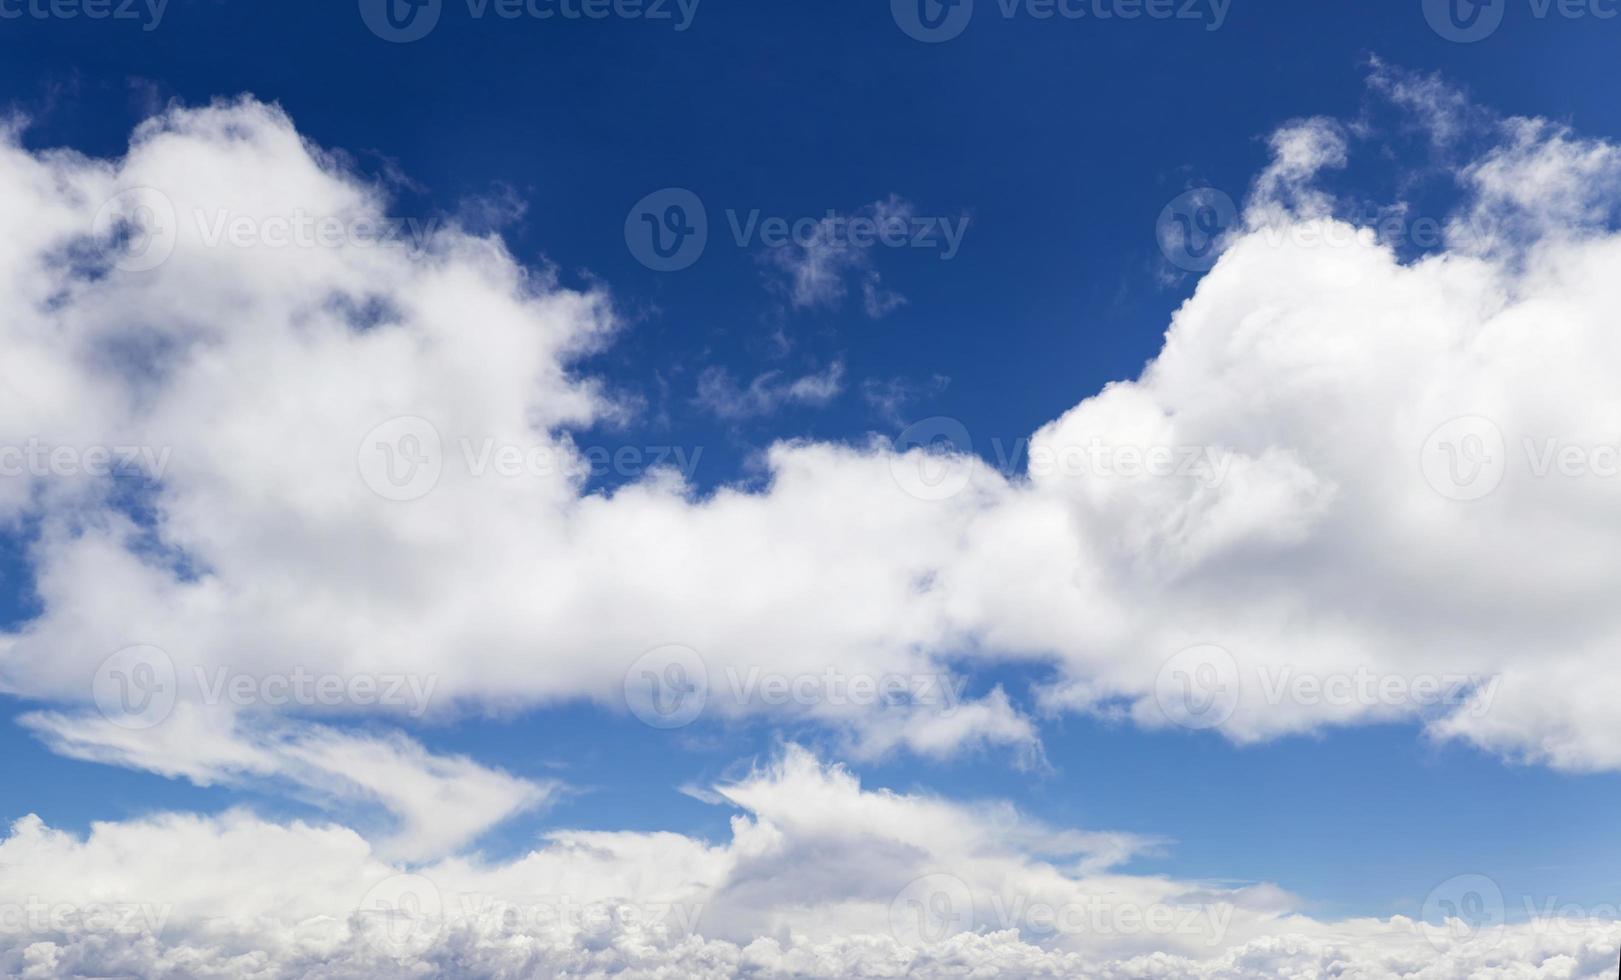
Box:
left=3, top=1, right=1621, bottom=976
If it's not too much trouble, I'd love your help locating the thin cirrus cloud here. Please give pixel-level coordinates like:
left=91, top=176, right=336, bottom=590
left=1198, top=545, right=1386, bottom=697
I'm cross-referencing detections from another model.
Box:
left=693, top=359, right=847, bottom=420
left=759, top=195, right=919, bottom=317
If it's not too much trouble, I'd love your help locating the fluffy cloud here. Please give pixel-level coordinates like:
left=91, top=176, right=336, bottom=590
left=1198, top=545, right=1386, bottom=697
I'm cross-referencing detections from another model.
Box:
left=5, top=747, right=1613, bottom=979
left=3, top=64, right=1621, bottom=933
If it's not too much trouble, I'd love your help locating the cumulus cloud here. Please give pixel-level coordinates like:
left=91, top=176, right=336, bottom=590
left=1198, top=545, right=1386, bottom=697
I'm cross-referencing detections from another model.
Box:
left=6, top=747, right=1613, bottom=979
left=5, top=70, right=1621, bottom=974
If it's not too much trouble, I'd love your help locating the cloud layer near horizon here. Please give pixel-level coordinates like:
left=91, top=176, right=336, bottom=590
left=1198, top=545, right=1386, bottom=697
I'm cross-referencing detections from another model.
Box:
left=5, top=747, right=1617, bottom=979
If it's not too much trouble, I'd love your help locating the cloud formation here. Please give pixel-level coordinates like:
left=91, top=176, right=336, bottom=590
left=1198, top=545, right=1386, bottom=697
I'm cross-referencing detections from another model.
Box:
left=4, top=69, right=1621, bottom=796
left=6, top=747, right=1614, bottom=978
left=4, top=67, right=1621, bottom=974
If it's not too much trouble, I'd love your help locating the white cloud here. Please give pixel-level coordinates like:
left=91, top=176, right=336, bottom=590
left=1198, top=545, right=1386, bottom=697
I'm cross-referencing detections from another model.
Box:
left=761, top=195, right=915, bottom=317
left=5, top=747, right=1612, bottom=979
left=19, top=705, right=554, bottom=860
left=4, top=66, right=1621, bottom=887
left=694, top=359, right=845, bottom=420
